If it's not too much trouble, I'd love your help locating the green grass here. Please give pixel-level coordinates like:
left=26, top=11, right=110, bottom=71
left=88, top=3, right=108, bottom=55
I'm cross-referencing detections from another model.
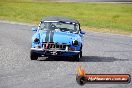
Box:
left=0, top=1, right=132, bottom=34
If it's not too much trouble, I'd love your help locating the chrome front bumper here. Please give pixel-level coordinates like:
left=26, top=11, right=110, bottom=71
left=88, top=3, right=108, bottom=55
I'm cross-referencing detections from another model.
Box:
left=31, top=48, right=80, bottom=53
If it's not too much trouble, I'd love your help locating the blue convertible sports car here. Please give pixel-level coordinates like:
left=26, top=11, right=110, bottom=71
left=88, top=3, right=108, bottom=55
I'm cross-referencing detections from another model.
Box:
left=31, top=16, right=85, bottom=61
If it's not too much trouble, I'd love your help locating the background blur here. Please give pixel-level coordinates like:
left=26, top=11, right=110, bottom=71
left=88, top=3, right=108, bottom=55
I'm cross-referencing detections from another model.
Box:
left=0, top=0, right=132, bottom=35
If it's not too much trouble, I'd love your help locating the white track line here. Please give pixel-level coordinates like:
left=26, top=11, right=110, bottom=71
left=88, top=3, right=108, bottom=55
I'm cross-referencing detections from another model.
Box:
left=0, top=20, right=36, bottom=26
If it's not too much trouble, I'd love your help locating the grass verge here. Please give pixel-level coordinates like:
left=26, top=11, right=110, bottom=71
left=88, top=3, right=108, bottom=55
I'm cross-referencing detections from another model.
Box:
left=0, top=1, right=132, bottom=35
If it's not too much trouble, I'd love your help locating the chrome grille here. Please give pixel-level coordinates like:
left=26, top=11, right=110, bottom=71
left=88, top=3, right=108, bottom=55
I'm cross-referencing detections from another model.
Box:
left=42, top=42, right=68, bottom=50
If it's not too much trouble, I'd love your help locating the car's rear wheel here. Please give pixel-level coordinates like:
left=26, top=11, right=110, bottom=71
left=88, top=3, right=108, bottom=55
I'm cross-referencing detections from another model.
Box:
left=30, top=50, right=38, bottom=60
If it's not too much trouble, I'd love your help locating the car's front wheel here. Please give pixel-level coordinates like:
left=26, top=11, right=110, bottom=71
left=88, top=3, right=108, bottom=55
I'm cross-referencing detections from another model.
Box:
left=75, top=47, right=82, bottom=61
left=74, top=52, right=81, bottom=61
left=30, top=50, right=38, bottom=60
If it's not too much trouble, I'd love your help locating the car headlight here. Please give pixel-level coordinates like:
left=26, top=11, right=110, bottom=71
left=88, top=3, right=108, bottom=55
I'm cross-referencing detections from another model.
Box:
left=34, top=38, right=40, bottom=42
left=72, top=40, right=78, bottom=45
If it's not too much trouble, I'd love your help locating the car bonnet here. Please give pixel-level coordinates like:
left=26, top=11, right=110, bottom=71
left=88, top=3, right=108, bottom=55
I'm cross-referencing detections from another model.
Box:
left=39, top=31, right=78, bottom=45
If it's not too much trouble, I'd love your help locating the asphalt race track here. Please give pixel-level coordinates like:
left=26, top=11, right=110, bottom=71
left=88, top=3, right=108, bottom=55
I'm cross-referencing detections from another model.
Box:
left=0, top=21, right=132, bottom=88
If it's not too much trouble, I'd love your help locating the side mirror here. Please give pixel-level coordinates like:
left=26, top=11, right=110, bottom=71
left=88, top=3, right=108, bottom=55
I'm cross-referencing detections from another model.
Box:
left=80, top=30, right=85, bottom=35
left=32, top=27, right=38, bottom=32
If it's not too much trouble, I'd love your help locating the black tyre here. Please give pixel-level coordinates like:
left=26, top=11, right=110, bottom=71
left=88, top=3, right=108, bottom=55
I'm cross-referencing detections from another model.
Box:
left=30, top=50, right=38, bottom=60
left=80, top=45, right=82, bottom=58
left=74, top=53, right=81, bottom=61
left=74, top=47, right=82, bottom=61
left=80, top=49, right=82, bottom=58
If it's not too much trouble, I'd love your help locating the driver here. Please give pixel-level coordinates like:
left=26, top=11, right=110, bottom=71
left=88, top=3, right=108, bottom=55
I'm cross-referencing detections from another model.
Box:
left=48, top=23, right=58, bottom=31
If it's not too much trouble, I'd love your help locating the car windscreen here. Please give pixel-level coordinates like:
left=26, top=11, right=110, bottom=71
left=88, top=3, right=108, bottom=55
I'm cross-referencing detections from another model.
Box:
left=39, top=21, right=79, bottom=33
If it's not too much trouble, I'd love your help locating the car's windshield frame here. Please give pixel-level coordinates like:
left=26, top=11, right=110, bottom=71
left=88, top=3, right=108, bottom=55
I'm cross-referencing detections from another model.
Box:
left=39, top=21, right=80, bottom=33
